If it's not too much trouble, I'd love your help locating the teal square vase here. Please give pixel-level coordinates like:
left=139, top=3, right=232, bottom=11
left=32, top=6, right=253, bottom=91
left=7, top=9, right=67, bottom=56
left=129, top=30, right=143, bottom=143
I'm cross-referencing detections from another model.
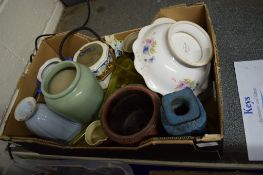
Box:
left=160, top=87, right=207, bottom=136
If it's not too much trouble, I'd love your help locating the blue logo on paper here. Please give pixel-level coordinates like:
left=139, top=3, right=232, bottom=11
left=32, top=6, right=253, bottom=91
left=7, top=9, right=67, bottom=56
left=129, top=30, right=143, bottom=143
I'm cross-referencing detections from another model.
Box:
left=243, top=97, right=254, bottom=115
left=260, top=91, right=263, bottom=110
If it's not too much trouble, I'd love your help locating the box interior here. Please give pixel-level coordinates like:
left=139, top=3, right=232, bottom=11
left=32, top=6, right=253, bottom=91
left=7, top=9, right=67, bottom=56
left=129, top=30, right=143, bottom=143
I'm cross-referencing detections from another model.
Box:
left=1, top=3, right=223, bottom=149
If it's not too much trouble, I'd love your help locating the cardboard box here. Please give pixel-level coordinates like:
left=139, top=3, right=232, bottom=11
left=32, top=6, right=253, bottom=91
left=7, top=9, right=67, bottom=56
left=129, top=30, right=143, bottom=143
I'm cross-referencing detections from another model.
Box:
left=0, top=3, right=224, bottom=161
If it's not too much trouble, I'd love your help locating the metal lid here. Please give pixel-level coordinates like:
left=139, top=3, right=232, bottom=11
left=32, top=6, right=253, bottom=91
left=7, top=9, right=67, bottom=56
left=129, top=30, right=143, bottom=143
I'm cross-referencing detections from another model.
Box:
left=14, top=97, right=37, bottom=121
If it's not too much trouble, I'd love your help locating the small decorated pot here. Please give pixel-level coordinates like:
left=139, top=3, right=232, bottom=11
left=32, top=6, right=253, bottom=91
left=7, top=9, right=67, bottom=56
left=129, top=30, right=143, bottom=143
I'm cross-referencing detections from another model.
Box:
left=101, top=85, right=160, bottom=145
left=133, top=18, right=213, bottom=95
left=41, top=61, right=104, bottom=123
left=37, top=57, right=62, bottom=82
left=160, top=87, right=207, bottom=136
left=73, top=41, right=115, bottom=89
left=14, top=97, right=81, bottom=142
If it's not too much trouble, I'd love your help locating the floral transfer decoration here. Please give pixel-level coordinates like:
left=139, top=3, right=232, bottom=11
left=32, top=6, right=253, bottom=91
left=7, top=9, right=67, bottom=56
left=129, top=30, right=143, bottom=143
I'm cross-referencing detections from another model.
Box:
left=143, top=38, right=157, bottom=55
left=142, top=38, right=157, bottom=63
left=105, top=34, right=124, bottom=57
left=174, top=78, right=198, bottom=91
left=144, top=56, right=155, bottom=63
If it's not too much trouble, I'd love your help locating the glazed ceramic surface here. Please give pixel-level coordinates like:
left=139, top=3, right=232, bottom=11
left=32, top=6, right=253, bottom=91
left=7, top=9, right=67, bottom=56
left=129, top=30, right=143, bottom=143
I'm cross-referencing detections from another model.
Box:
left=85, top=120, right=108, bottom=146
left=133, top=18, right=213, bottom=95
left=101, top=85, right=160, bottom=145
left=37, top=57, right=62, bottom=82
left=41, top=61, right=104, bottom=123
left=73, top=41, right=115, bottom=89
left=161, top=88, right=207, bottom=136
left=14, top=97, right=81, bottom=142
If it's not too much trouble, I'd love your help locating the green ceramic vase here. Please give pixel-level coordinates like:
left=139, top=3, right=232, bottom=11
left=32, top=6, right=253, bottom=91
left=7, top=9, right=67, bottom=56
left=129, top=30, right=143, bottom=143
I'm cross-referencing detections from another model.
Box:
left=41, top=61, right=104, bottom=123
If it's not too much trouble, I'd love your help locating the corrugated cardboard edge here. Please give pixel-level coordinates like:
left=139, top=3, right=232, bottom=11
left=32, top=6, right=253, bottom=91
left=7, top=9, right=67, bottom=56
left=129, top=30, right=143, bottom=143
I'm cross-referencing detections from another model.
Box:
left=48, top=28, right=140, bottom=44
left=200, top=4, right=224, bottom=142
left=0, top=135, right=193, bottom=150
left=156, top=2, right=205, bottom=11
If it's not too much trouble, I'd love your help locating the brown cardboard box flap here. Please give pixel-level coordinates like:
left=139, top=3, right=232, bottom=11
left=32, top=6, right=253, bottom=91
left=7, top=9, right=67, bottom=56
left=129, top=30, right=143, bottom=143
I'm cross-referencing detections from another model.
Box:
left=154, top=3, right=206, bottom=29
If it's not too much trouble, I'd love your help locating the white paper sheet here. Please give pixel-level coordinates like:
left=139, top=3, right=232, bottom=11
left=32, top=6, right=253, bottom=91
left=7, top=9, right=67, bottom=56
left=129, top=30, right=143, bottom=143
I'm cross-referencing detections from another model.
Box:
left=234, top=60, right=263, bottom=161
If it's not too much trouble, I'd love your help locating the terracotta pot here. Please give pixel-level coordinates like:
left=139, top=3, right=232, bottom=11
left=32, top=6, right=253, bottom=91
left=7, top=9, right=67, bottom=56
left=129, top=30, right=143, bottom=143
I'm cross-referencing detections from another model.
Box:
left=101, top=85, right=160, bottom=145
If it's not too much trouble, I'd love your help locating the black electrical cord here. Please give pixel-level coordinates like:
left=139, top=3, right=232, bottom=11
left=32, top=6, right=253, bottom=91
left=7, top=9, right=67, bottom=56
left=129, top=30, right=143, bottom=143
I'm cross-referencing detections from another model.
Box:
left=58, top=26, right=102, bottom=60
left=59, top=0, right=101, bottom=60
left=35, top=34, right=55, bottom=51
left=30, top=53, right=35, bottom=63
left=30, top=0, right=91, bottom=62
left=30, top=33, right=55, bottom=63
left=81, top=0, right=91, bottom=27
